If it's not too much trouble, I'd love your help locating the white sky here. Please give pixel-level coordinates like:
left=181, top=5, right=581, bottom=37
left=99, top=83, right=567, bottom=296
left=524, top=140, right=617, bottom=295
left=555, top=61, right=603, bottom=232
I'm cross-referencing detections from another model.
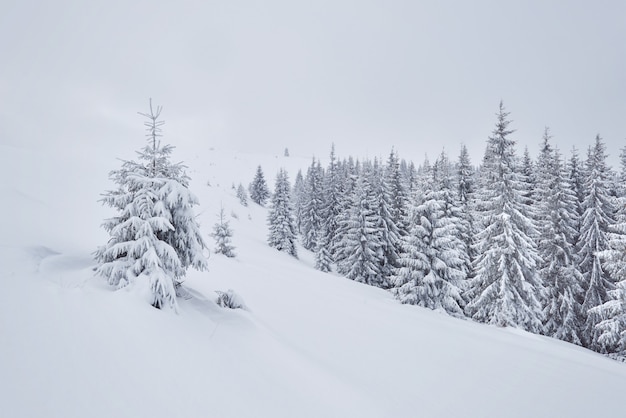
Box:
left=2, top=0, right=625, bottom=167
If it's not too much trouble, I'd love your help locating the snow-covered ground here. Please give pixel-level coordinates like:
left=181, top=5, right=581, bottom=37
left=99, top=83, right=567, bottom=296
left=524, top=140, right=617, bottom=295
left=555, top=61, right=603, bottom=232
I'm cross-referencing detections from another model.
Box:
left=2, top=140, right=626, bottom=418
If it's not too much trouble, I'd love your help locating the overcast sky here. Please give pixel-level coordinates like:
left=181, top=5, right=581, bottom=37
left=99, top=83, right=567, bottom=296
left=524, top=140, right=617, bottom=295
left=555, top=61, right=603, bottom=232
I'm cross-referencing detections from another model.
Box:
left=2, top=0, right=625, bottom=167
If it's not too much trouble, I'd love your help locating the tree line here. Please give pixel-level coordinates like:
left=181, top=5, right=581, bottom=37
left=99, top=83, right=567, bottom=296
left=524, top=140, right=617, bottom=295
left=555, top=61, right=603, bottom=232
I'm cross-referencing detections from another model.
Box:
left=260, top=101, right=626, bottom=361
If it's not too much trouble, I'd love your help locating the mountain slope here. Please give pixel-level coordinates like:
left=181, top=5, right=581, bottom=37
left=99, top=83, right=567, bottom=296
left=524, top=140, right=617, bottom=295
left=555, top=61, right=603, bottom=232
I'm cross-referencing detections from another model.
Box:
left=1, top=144, right=625, bottom=418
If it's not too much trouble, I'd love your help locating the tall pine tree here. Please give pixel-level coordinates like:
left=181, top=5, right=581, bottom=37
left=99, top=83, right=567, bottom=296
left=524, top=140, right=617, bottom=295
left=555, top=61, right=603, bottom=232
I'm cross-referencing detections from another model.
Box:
left=467, top=102, right=544, bottom=331
left=300, top=159, right=325, bottom=251
left=577, top=135, right=616, bottom=350
left=267, top=169, right=298, bottom=258
left=336, top=168, right=384, bottom=286
left=391, top=162, right=467, bottom=316
left=535, top=130, right=584, bottom=344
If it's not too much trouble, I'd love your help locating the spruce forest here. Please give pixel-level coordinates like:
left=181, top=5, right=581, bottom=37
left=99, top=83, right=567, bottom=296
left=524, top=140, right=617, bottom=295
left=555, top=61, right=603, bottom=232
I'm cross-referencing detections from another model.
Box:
left=265, top=101, right=626, bottom=361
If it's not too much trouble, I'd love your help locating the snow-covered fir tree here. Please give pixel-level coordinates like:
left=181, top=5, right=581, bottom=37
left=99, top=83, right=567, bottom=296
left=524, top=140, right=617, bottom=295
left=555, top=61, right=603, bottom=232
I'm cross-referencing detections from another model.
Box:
left=416, top=155, right=433, bottom=194
left=332, top=157, right=359, bottom=266
left=520, top=146, right=536, bottom=207
left=94, top=100, right=208, bottom=310
left=250, top=165, right=270, bottom=206
left=384, top=149, right=410, bottom=238
left=457, top=144, right=475, bottom=208
left=435, top=151, right=472, bottom=284
left=336, top=167, right=384, bottom=286
left=577, top=135, right=616, bottom=350
left=320, top=144, right=343, bottom=261
left=615, top=146, right=626, bottom=216
left=467, top=102, right=544, bottom=331
left=267, top=168, right=298, bottom=258
left=405, top=160, right=418, bottom=194
left=211, top=206, right=236, bottom=258
left=314, top=232, right=333, bottom=273
left=535, top=130, right=584, bottom=344
left=391, top=160, right=467, bottom=316
left=300, top=159, right=325, bottom=251
left=369, top=159, right=401, bottom=287
left=456, top=144, right=476, bottom=278
left=594, top=221, right=626, bottom=358
left=292, top=169, right=306, bottom=233
left=568, top=146, right=586, bottom=221
left=236, top=183, right=248, bottom=206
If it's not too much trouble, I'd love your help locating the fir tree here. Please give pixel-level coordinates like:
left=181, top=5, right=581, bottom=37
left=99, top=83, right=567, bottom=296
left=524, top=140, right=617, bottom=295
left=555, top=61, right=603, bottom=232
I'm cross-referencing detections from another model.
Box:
left=95, top=100, right=208, bottom=311
left=336, top=169, right=384, bottom=286
left=535, top=130, right=584, bottom=344
left=577, top=135, right=616, bottom=350
left=457, top=144, right=475, bottom=207
left=370, top=159, right=402, bottom=287
left=300, top=159, right=324, bottom=251
left=520, top=146, right=536, bottom=207
left=292, top=169, right=306, bottom=233
left=211, top=206, right=236, bottom=257
left=391, top=182, right=467, bottom=316
left=321, top=144, right=343, bottom=261
left=250, top=165, right=270, bottom=206
left=267, top=169, right=298, bottom=258
left=456, top=144, right=476, bottom=278
left=568, top=146, right=586, bottom=220
left=594, top=221, right=626, bottom=357
left=314, top=232, right=333, bottom=273
left=332, top=157, right=359, bottom=266
left=384, top=149, right=410, bottom=238
left=467, top=102, right=544, bottom=331
left=618, top=146, right=626, bottom=200
left=236, top=183, right=248, bottom=206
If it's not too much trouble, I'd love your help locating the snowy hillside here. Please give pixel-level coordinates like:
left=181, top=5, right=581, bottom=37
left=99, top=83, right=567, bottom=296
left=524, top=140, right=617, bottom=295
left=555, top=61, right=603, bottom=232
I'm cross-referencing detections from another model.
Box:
left=2, top=141, right=626, bottom=418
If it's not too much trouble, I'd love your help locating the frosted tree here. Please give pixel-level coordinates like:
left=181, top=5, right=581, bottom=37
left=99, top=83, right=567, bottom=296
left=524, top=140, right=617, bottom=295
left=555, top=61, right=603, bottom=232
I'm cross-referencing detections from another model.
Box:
left=615, top=146, right=626, bottom=218
left=391, top=183, right=467, bottom=316
left=405, top=160, right=418, bottom=194
left=211, top=206, right=236, bottom=257
left=436, top=151, right=472, bottom=283
left=249, top=165, right=270, bottom=206
left=577, top=135, right=616, bottom=350
left=384, top=149, right=410, bottom=238
left=267, top=168, right=298, bottom=258
left=456, top=144, right=476, bottom=277
left=457, top=144, right=475, bottom=208
left=292, top=169, right=305, bottom=233
left=535, top=130, right=584, bottom=344
left=314, top=232, right=333, bottom=273
left=369, top=159, right=401, bottom=287
left=416, top=155, right=433, bottom=195
left=321, top=144, right=343, bottom=260
left=95, top=100, right=208, bottom=310
left=467, top=102, right=544, bottom=331
left=568, top=146, right=586, bottom=220
left=332, top=157, right=359, bottom=266
left=594, top=221, right=626, bottom=357
left=300, top=159, right=324, bottom=251
left=336, top=169, right=384, bottom=286
left=520, top=146, right=536, bottom=207
left=236, top=183, right=248, bottom=206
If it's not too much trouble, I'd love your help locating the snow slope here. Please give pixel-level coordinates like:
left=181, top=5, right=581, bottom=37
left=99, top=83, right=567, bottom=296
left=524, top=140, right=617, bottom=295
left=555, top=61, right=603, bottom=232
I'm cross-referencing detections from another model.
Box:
left=2, top=141, right=626, bottom=418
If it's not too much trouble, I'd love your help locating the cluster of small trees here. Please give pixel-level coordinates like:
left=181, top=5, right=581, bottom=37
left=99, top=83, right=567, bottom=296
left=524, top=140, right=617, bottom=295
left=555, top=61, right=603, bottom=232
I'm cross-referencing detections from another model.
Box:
left=263, top=102, right=626, bottom=360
